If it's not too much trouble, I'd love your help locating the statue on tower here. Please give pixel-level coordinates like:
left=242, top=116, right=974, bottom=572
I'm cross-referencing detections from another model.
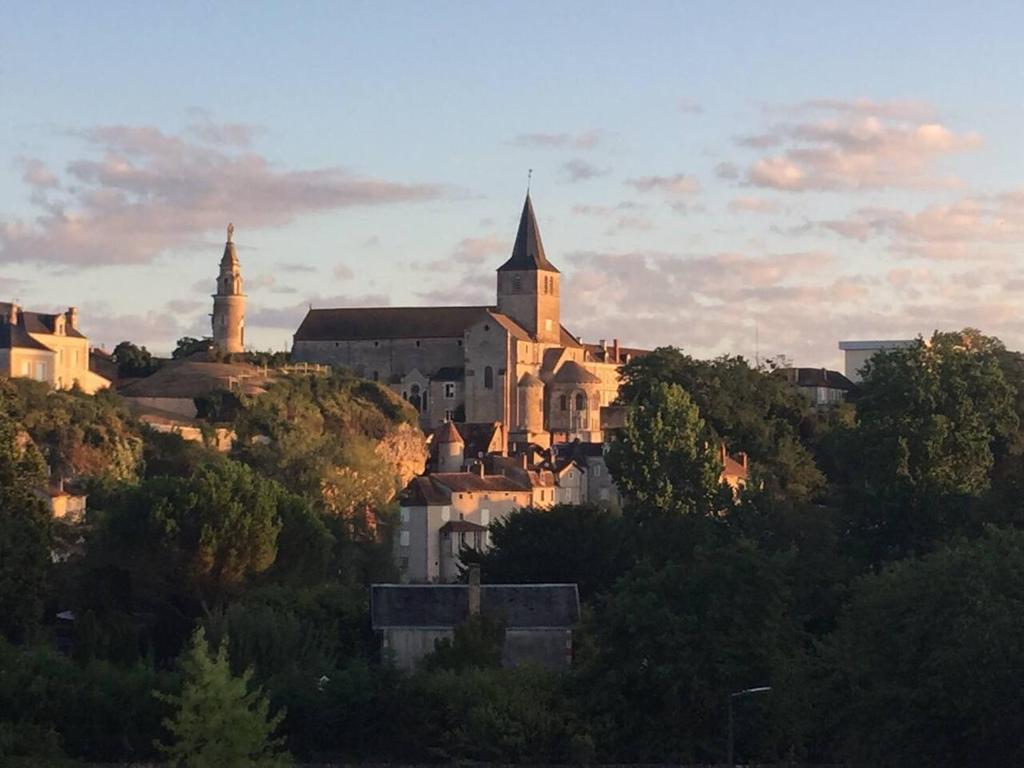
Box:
left=227, top=222, right=234, bottom=243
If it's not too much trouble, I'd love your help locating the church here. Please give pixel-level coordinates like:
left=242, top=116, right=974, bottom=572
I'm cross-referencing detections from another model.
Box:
left=292, top=195, right=643, bottom=448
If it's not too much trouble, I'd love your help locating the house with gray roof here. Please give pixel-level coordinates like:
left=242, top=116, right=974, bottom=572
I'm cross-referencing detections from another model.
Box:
left=371, top=578, right=580, bottom=670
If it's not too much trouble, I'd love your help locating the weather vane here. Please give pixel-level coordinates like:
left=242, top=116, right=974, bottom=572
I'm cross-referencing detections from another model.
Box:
left=227, top=222, right=234, bottom=243
left=527, top=168, right=532, bottom=193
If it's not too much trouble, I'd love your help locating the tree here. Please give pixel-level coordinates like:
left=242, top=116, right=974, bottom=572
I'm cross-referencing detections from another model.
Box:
left=842, top=330, right=1018, bottom=559
left=173, top=336, right=212, bottom=360
left=606, top=381, right=722, bottom=517
left=815, top=527, right=1024, bottom=767
left=422, top=614, right=505, bottom=672
left=111, top=340, right=159, bottom=377
left=464, top=504, right=632, bottom=600
left=155, top=626, right=290, bottom=767
left=617, top=347, right=823, bottom=501
left=0, top=402, right=51, bottom=643
left=575, top=541, right=798, bottom=763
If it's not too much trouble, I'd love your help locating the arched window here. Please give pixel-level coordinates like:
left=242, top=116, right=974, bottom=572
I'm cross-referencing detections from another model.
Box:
left=575, top=392, right=587, bottom=411
left=484, top=366, right=493, bottom=389
left=409, top=384, right=422, bottom=412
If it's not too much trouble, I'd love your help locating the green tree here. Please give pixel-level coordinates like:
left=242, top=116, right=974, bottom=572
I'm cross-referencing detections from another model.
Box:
left=464, top=504, right=632, bottom=600
left=112, top=340, right=159, bottom=377
left=422, top=614, right=505, bottom=672
left=815, top=527, right=1024, bottom=767
left=173, top=336, right=212, bottom=360
left=618, top=347, right=823, bottom=501
left=843, top=330, right=1018, bottom=559
left=606, top=381, right=722, bottom=516
left=0, top=404, right=51, bottom=643
left=156, top=626, right=290, bottom=767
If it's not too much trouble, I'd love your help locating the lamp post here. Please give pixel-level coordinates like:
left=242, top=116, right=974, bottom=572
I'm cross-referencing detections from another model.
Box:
left=727, top=685, right=771, bottom=767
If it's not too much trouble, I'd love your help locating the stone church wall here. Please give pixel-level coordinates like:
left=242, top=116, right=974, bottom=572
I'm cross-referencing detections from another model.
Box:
left=292, top=337, right=464, bottom=382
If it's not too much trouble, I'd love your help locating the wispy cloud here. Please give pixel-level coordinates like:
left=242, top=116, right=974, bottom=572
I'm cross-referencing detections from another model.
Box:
left=0, top=122, right=445, bottom=267
left=738, top=99, right=980, bottom=191
left=561, top=158, right=609, bottom=182
left=510, top=130, right=603, bottom=150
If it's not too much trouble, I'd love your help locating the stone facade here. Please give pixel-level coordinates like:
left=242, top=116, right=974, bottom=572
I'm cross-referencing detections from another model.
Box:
left=0, top=302, right=109, bottom=393
left=292, top=195, right=642, bottom=446
left=212, top=223, right=246, bottom=355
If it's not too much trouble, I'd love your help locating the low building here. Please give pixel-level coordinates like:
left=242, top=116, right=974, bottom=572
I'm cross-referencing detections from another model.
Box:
left=38, top=480, right=87, bottom=522
left=371, top=578, right=580, bottom=671
left=838, top=339, right=916, bottom=383
left=777, top=367, right=855, bottom=406
left=720, top=445, right=750, bottom=495
left=0, top=303, right=109, bottom=393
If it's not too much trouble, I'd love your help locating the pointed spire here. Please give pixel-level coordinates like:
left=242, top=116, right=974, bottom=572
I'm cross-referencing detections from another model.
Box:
left=220, top=222, right=239, bottom=270
left=497, top=194, right=559, bottom=273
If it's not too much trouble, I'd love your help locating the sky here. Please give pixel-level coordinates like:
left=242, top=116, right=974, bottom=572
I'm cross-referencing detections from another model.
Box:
left=4, top=1, right=1024, bottom=367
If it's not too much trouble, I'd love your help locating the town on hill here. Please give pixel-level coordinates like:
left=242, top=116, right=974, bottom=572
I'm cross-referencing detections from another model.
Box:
left=3, top=191, right=1024, bottom=766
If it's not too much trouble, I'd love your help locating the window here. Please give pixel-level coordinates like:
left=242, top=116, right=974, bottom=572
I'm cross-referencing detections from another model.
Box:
left=545, top=319, right=553, bottom=332
left=575, top=393, right=587, bottom=411
left=35, top=362, right=46, bottom=381
left=560, top=395, right=567, bottom=411
left=372, top=371, right=379, bottom=381
left=441, top=506, right=451, bottom=522
left=481, top=509, right=490, bottom=525
left=512, top=274, right=521, bottom=292
left=593, top=465, right=602, bottom=477
left=484, top=366, right=493, bottom=389
left=401, top=508, right=410, bottom=523
left=444, top=408, right=455, bottom=422
left=415, top=340, right=421, bottom=347
left=483, top=324, right=490, bottom=332
left=399, top=531, right=410, bottom=547
left=374, top=341, right=379, bottom=347
left=444, top=382, right=456, bottom=399
left=21, top=361, right=29, bottom=376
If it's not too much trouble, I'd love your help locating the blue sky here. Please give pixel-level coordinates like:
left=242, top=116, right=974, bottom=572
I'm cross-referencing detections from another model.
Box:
left=4, top=1, right=1024, bottom=365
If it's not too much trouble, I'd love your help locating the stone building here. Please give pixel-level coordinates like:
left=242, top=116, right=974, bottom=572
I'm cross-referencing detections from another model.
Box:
left=292, top=195, right=641, bottom=446
left=0, top=302, right=109, bottom=393
left=371, top=578, right=580, bottom=671
left=212, top=223, right=246, bottom=355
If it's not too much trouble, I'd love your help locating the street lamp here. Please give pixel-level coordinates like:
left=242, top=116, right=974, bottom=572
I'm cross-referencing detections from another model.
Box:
left=727, top=685, right=771, bottom=767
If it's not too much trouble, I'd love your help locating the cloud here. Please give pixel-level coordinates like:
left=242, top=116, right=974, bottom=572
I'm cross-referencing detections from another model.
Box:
left=334, top=264, right=355, bottom=280
left=572, top=201, right=644, bottom=217
left=0, top=122, right=445, bottom=267
left=453, top=235, right=509, bottom=264
left=510, top=130, right=603, bottom=150
left=278, top=262, right=316, bottom=273
left=678, top=99, right=703, bottom=115
left=18, top=158, right=60, bottom=190
left=561, top=158, right=608, bottom=183
left=728, top=196, right=781, bottom=215
left=817, top=195, right=1024, bottom=260
left=739, top=100, right=980, bottom=191
left=715, top=162, right=740, bottom=180
left=624, top=174, right=701, bottom=212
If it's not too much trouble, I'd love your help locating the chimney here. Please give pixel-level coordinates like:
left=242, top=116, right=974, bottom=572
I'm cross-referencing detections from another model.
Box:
left=7, top=303, right=18, bottom=325
left=66, top=306, right=78, bottom=330
left=468, top=564, right=481, bottom=616
left=599, top=339, right=607, bottom=355
left=613, top=338, right=620, bottom=363
left=471, top=462, right=485, bottom=477
left=519, top=452, right=528, bottom=469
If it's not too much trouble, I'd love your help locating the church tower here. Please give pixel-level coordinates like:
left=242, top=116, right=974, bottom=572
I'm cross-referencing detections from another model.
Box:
left=212, top=223, right=245, bottom=355
left=496, top=194, right=560, bottom=344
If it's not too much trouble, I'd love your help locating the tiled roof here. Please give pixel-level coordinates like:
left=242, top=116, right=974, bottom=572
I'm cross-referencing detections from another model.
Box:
left=777, top=367, right=855, bottom=390
left=432, top=472, right=530, bottom=493
left=371, top=583, right=581, bottom=629
left=486, top=311, right=532, bottom=341
left=0, top=323, right=53, bottom=351
left=552, top=360, right=602, bottom=385
left=440, top=520, right=486, bottom=534
left=294, top=306, right=489, bottom=341
left=400, top=476, right=451, bottom=506
left=497, top=194, right=559, bottom=274
left=0, top=304, right=86, bottom=340
left=433, top=421, right=464, bottom=445
left=583, top=342, right=649, bottom=363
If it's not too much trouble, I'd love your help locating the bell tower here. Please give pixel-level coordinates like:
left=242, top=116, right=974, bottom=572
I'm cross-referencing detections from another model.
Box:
left=212, top=223, right=246, bottom=355
left=496, top=194, right=560, bottom=344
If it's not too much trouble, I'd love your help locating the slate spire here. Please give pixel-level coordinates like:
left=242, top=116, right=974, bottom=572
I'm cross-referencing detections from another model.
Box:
left=498, top=194, right=559, bottom=273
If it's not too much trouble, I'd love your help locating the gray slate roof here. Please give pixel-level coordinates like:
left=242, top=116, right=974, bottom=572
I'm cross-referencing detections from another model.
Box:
left=497, top=194, right=559, bottom=273
left=294, top=306, right=489, bottom=342
left=0, top=323, right=53, bottom=351
left=371, top=584, right=580, bottom=629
